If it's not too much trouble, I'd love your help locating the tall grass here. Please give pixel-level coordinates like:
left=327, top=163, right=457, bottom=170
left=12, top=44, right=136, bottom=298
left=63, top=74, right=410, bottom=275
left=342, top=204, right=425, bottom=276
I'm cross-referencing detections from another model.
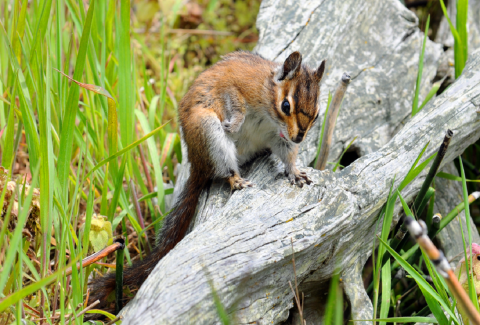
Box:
left=366, top=134, right=480, bottom=322
left=439, top=0, right=469, bottom=78
left=0, top=0, right=260, bottom=322
left=0, top=1, right=178, bottom=323
left=0, top=0, right=477, bottom=323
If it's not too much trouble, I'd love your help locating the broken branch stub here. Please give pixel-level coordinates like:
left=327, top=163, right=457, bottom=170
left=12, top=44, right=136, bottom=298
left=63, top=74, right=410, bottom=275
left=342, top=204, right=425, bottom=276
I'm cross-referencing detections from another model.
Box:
left=413, top=129, right=453, bottom=218
left=315, top=73, right=351, bottom=171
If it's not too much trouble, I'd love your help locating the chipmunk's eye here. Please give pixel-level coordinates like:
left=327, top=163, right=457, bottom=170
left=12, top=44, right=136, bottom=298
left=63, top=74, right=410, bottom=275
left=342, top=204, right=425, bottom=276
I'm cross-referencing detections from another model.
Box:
left=281, top=100, right=290, bottom=115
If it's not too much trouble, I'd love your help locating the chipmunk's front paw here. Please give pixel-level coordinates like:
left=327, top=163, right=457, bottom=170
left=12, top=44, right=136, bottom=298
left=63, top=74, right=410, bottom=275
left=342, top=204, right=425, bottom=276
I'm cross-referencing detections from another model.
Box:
left=222, top=119, right=242, bottom=133
left=286, top=169, right=312, bottom=188
left=228, top=174, right=254, bottom=190
left=222, top=120, right=240, bottom=133
left=222, top=120, right=233, bottom=133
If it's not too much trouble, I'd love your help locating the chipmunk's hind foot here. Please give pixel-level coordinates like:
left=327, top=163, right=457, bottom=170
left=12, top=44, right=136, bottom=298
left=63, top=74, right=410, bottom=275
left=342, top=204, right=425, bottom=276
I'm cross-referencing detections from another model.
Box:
left=286, top=169, right=312, bottom=188
left=228, top=173, right=253, bottom=190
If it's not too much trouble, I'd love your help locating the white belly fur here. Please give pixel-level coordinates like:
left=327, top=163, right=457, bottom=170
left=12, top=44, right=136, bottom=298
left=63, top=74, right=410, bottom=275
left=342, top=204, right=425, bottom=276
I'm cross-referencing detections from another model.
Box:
left=228, top=110, right=279, bottom=166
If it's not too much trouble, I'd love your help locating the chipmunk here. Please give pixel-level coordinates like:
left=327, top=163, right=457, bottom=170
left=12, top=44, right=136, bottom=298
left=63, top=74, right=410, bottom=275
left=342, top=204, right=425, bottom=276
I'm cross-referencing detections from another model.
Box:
left=89, top=51, right=326, bottom=312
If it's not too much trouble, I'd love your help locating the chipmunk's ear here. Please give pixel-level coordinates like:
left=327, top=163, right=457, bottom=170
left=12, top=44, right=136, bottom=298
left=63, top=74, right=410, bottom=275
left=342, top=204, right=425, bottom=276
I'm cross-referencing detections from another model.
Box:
left=276, top=51, right=302, bottom=81
left=314, top=59, right=326, bottom=83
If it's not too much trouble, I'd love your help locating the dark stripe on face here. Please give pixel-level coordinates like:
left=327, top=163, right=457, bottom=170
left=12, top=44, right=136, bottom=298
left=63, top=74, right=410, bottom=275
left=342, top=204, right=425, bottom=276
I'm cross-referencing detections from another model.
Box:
left=273, top=102, right=283, bottom=120
left=299, top=110, right=313, bottom=119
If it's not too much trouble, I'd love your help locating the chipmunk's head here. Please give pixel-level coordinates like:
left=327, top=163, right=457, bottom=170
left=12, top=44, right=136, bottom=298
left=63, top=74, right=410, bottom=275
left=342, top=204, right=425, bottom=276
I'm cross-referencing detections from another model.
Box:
left=273, top=52, right=325, bottom=144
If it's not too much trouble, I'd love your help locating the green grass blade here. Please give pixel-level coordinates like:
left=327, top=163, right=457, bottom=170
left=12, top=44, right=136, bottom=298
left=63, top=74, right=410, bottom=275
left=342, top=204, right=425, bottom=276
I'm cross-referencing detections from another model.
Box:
left=378, top=236, right=459, bottom=324
left=38, top=43, right=55, bottom=284
left=208, top=279, right=231, bottom=325
left=28, top=0, right=53, bottom=63
left=459, top=157, right=480, bottom=310
left=456, top=0, right=468, bottom=74
left=418, top=284, right=450, bottom=325
left=412, top=15, right=430, bottom=117
left=0, top=257, right=77, bottom=314
left=374, top=179, right=396, bottom=318
left=354, top=317, right=437, bottom=323
left=0, top=24, right=42, bottom=171
left=379, top=259, right=391, bottom=325
left=108, top=154, right=128, bottom=222
left=82, top=185, right=95, bottom=256
left=333, top=136, right=357, bottom=172
left=136, top=110, right=166, bottom=218
left=57, top=0, right=95, bottom=198
left=1, top=98, right=15, bottom=168
left=421, top=249, right=451, bottom=307
left=118, top=0, right=133, bottom=148
left=426, top=181, right=436, bottom=228
left=160, top=133, right=177, bottom=167
left=417, top=78, right=444, bottom=113
left=438, top=192, right=479, bottom=234
left=437, top=171, right=480, bottom=183
left=398, top=190, right=414, bottom=217
left=391, top=243, right=419, bottom=270
left=108, top=96, right=118, bottom=161
left=86, top=309, right=119, bottom=322
left=86, top=121, right=169, bottom=179
left=439, top=0, right=466, bottom=78
left=148, top=94, right=161, bottom=130
left=324, top=273, right=340, bottom=325
left=16, top=74, right=40, bottom=171
left=377, top=180, right=396, bottom=269
left=11, top=0, right=27, bottom=63
left=398, top=141, right=431, bottom=191
left=0, top=163, right=41, bottom=293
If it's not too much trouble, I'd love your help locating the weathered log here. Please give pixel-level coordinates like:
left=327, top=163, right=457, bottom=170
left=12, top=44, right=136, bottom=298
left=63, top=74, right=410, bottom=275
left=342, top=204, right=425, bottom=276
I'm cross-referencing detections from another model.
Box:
left=121, top=0, right=480, bottom=324
left=122, top=51, right=480, bottom=325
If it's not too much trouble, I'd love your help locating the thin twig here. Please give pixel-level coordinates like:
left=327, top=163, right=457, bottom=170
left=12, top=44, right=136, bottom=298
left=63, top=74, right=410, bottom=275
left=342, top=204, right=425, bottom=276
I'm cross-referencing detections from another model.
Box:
left=65, top=241, right=123, bottom=276
left=315, top=73, right=351, bottom=170
left=84, top=288, right=90, bottom=307
left=105, top=315, right=123, bottom=325
left=51, top=249, right=60, bottom=316
left=395, top=130, right=454, bottom=255
left=64, top=302, right=82, bottom=324
left=129, top=179, right=148, bottom=243
left=289, top=238, right=305, bottom=323
left=414, top=129, right=453, bottom=219
left=434, top=192, right=480, bottom=238
left=67, top=300, right=100, bottom=324
left=23, top=302, right=41, bottom=316
left=291, top=239, right=300, bottom=310
left=135, top=128, right=155, bottom=193
left=288, top=281, right=303, bottom=320
left=135, top=123, right=160, bottom=217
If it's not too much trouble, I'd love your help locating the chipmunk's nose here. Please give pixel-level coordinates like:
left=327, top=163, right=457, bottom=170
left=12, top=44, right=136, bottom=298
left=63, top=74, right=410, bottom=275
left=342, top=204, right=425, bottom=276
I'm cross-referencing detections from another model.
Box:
left=293, top=132, right=305, bottom=143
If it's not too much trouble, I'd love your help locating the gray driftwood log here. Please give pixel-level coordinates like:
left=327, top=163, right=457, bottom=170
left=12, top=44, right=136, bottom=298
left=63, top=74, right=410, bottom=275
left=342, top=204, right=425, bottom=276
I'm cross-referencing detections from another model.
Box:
left=121, top=1, right=480, bottom=324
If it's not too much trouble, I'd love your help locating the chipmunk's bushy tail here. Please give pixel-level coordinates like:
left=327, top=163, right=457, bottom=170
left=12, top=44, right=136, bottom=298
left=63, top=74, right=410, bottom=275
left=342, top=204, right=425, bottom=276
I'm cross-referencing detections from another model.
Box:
left=88, top=171, right=208, bottom=315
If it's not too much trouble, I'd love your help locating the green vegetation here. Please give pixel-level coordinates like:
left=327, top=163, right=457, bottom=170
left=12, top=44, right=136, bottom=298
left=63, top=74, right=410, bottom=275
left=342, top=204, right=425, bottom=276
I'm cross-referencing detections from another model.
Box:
left=0, top=0, right=259, bottom=323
